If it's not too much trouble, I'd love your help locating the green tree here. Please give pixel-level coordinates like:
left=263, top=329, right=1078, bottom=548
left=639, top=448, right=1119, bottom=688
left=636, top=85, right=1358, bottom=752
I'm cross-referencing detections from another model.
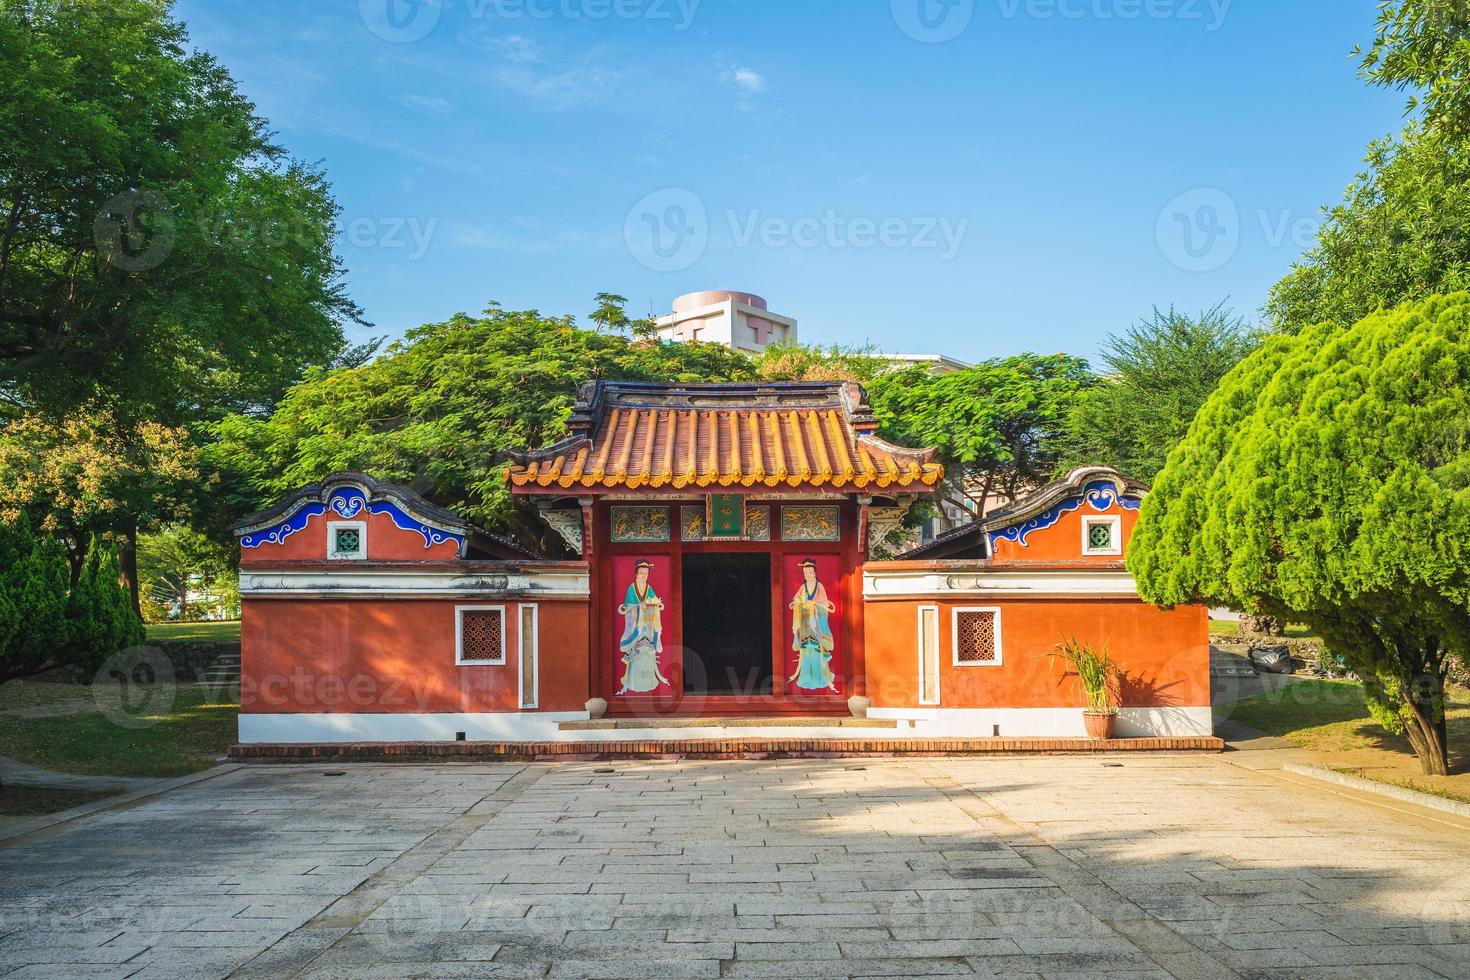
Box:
left=752, top=341, right=890, bottom=383
left=867, top=354, right=1096, bottom=516
left=0, top=515, right=70, bottom=684
left=209, top=300, right=757, bottom=550
left=138, top=524, right=236, bottom=622
left=1060, top=305, right=1258, bottom=483
left=1360, top=0, right=1470, bottom=138
left=1267, top=124, right=1470, bottom=334
left=0, top=0, right=364, bottom=608
left=65, top=534, right=145, bottom=673
left=1130, top=293, right=1470, bottom=775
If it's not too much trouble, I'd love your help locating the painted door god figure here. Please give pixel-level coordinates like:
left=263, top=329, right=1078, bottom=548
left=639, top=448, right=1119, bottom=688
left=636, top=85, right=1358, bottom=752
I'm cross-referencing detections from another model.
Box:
left=789, top=559, right=838, bottom=692
left=617, top=561, right=671, bottom=695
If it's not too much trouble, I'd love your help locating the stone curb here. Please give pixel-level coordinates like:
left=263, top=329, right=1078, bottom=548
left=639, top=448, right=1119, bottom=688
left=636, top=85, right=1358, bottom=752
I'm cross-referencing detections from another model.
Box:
left=1283, top=762, right=1470, bottom=819
left=0, top=763, right=242, bottom=845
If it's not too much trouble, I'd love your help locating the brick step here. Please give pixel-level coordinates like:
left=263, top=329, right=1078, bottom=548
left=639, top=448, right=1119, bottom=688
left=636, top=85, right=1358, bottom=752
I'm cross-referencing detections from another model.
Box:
left=230, top=735, right=1226, bottom=762
left=561, top=716, right=897, bottom=732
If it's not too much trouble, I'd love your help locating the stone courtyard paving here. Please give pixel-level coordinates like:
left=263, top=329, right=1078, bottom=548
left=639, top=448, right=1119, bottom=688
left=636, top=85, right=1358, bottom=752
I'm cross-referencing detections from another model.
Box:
left=2, top=757, right=1469, bottom=979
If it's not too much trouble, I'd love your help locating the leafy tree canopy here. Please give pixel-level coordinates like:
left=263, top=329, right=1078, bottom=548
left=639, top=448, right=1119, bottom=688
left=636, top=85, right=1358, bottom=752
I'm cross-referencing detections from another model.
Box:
left=0, top=0, right=363, bottom=419
left=1060, top=305, right=1258, bottom=484
left=1361, top=0, right=1470, bottom=139
left=752, top=341, right=890, bottom=383
left=867, top=354, right=1096, bottom=515
left=208, top=302, right=757, bottom=549
left=1130, top=292, right=1470, bottom=775
left=1267, top=123, right=1470, bottom=334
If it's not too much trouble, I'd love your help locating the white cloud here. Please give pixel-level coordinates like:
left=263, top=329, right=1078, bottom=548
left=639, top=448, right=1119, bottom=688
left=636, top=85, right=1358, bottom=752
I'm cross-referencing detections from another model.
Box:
left=495, top=62, right=624, bottom=110
left=395, top=93, right=454, bottom=114
left=725, top=66, right=767, bottom=93
left=482, top=32, right=541, bottom=63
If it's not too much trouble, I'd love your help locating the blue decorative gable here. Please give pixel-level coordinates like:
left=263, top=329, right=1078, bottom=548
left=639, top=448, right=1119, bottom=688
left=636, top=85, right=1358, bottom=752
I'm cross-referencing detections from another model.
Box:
left=235, top=474, right=469, bottom=555
left=986, top=477, right=1144, bottom=550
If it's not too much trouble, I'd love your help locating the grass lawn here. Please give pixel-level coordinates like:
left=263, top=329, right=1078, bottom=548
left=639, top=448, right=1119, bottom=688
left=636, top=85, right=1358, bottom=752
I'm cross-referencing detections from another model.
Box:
left=0, top=785, right=120, bottom=817
left=146, top=620, right=241, bottom=643
left=1223, top=678, right=1470, bottom=803
left=0, top=681, right=238, bottom=778
left=1208, top=619, right=1318, bottom=640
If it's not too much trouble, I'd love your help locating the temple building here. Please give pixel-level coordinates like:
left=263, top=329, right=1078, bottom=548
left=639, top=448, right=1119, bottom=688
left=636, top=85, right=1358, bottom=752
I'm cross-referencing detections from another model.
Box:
left=232, top=381, right=1214, bottom=753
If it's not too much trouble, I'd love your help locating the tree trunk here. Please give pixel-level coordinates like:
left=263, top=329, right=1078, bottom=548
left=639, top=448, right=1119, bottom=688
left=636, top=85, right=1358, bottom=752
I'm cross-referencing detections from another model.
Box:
left=1404, top=700, right=1450, bottom=776
left=119, top=515, right=141, bottom=616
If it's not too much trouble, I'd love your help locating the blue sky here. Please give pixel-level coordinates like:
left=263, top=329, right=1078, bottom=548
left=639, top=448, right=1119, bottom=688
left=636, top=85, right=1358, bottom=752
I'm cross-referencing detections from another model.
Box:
left=174, top=0, right=1404, bottom=363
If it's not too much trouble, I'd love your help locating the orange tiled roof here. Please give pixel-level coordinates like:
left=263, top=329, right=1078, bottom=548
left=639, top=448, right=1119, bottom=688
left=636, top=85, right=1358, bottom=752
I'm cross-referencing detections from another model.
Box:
left=508, top=382, right=943, bottom=492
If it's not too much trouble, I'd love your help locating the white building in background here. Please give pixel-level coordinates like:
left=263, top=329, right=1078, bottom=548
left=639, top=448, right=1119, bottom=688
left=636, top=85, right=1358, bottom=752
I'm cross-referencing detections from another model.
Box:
left=651, top=290, right=971, bottom=374
left=651, top=290, right=798, bottom=354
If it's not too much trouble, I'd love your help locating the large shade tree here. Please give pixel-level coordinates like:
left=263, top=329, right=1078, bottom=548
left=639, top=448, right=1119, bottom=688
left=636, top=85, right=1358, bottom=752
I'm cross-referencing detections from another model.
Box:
left=1130, top=293, right=1470, bottom=775
left=0, top=0, right=364, bottom=605
left=867, top=354, right=1096, bottom=517
left=1271, top=1, right=1470, bottom=334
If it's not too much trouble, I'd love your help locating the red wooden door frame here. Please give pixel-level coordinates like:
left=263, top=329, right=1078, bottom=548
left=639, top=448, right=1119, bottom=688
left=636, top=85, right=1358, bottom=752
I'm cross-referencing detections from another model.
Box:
left=595, top=497, right=862, bottom=717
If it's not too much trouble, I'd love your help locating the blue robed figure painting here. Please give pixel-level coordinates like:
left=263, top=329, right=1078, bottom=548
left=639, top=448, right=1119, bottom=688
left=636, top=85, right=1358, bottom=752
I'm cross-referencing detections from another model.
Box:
left=617, top=560, right=671, bottom=695
left=789, top=560, right=839, bottom=693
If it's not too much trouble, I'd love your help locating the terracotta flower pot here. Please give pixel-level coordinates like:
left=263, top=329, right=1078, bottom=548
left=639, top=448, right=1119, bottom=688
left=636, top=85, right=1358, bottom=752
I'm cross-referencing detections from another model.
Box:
left=1083, top=710, right=1117, bottom=740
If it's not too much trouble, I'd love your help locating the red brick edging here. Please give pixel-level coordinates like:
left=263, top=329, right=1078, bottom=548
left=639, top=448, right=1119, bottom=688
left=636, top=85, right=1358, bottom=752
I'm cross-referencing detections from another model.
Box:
left=229, top=735, right=1224, bottom=763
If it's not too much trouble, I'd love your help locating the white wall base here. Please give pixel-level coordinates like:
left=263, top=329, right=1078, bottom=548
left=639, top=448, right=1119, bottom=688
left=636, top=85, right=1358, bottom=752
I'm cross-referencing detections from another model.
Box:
left=239, top=705, right=1214, bottom=744
left=867, top=706, right=1214, bottom=739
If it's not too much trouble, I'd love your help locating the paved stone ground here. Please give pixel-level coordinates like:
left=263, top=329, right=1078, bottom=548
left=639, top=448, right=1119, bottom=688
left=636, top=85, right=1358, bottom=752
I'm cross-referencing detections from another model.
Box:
left=2, top=757, right=1469, bottom=979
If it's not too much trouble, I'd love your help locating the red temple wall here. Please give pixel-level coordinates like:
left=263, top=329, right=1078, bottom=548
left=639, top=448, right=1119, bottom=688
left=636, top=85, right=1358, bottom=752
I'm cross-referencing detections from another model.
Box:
left=240, top=597, right=590, bottom=714
left=862, top=596, right=1208, bottom=709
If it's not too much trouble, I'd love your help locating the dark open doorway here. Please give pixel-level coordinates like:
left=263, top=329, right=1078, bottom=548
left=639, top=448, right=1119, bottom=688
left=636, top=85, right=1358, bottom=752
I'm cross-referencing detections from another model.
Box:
left=681, top=553, right=773, bottom=696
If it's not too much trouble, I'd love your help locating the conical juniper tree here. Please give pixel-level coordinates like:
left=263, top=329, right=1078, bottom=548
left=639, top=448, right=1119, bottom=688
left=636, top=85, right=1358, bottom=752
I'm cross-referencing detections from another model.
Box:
left=1129, top=293, right=1470, bottom=775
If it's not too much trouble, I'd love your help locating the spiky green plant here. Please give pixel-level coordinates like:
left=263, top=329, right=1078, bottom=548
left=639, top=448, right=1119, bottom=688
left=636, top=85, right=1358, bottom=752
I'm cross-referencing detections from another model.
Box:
left=1051, top=638, right=1121, bottom=714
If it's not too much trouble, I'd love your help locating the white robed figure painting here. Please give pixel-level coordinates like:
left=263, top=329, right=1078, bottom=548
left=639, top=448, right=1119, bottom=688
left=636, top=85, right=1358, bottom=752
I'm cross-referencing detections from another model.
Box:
left=617, top=561, right=671, bottom=695
left=789, top=559, right=839, bottom=693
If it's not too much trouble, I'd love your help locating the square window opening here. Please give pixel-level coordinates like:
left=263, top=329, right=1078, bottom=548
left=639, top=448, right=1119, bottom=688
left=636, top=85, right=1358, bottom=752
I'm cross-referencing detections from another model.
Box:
left=1082, top=515, right=1123, bottom=556
left=327, top=521, right=367, bottom=561
left=457, top=606, right=507, bottom=665
left=953, top=608, right=1002, bottom=667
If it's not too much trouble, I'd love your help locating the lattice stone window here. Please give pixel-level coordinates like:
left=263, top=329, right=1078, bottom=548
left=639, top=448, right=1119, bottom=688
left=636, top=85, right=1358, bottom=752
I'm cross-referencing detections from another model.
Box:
left=327, top=521, right=366, bottom=561
left=953, top=608, right=1002, bottom=667
left=456, top=606, right=506, bottom=665
left=1082, top=515, right=1122, bottom=556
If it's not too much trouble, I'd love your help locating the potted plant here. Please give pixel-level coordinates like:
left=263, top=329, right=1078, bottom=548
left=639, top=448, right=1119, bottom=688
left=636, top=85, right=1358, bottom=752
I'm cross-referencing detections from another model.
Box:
left=1051, top=638, right=1121, bottom=740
